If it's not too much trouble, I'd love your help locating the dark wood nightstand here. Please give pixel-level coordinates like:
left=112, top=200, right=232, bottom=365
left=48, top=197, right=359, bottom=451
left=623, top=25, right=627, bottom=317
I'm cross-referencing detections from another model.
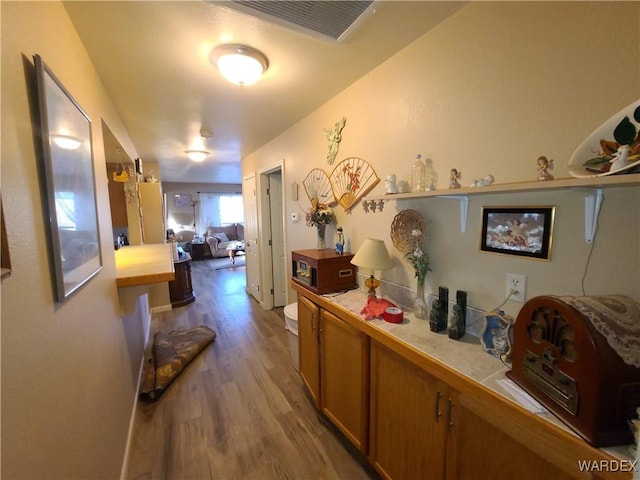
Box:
left=191, top=242, right=207, bottom=261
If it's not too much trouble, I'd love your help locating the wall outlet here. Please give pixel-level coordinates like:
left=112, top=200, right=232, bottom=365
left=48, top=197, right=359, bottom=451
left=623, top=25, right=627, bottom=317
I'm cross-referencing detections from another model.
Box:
left=506, top=273, right=526, bottom=303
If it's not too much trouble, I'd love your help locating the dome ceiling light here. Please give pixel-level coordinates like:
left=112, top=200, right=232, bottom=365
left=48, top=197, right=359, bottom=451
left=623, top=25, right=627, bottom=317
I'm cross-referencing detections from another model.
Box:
left=186, top=128, right=212, bottom=162
left=210, top=44, right=269, bottom=86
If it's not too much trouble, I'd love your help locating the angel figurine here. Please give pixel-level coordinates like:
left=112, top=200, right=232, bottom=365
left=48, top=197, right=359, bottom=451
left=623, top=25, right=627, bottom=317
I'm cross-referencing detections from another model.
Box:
left=537, top=156, right=554, bottom=181
left=324, top=117, right=346, bottom=165
left=449, top=168, right=462, bottom=189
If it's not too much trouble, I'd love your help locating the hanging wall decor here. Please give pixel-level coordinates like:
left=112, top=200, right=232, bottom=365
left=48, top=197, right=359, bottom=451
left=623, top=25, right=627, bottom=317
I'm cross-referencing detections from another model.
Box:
left=480, top=206, right=555, bottom=260
left=324, top=117, right=346, bottom=165
left=329, top=157, right=380, bottom=213
left=303, top=168, right=336, bottom=206
left=34, top=54, right=102, bottom=301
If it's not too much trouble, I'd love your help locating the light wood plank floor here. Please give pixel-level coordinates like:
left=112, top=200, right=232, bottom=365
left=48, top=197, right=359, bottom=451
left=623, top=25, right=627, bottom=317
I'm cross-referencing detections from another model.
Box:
left=126, top=258, right=378, bottom=480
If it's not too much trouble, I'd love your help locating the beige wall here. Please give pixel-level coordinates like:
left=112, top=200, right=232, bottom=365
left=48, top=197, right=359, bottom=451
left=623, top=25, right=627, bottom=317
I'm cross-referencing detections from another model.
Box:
left=244, top=1, right=640, bottom=316
left=1, top=2, right=144, bottom=478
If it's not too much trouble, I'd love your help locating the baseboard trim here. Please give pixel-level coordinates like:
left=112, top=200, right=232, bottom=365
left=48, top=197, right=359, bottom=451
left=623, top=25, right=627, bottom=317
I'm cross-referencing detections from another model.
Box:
left=151, top=303, right=172, bottom=314
left=120, top=301, right=154, bottom=479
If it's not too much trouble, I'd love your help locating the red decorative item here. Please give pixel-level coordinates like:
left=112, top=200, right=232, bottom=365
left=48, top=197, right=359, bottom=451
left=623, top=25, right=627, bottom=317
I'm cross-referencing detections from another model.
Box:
left=361, top=296, right=397, bottom=321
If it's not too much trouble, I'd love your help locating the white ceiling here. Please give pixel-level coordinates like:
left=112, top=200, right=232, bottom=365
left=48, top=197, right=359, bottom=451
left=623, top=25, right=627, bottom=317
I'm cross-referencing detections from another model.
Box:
left=64, top=1, right=465, bottom=184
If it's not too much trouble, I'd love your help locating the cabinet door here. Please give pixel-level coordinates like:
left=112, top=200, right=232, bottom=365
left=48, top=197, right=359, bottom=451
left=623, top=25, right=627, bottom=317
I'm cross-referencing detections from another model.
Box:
left=369, top=340, right=448, bottom=480
left=139, top=183, right=165, bottom=244
left=297, top=295, right=320, bottom=408
left=446, top=390, right=578, bottom=480
left=320, top=309, right=369, bottom=453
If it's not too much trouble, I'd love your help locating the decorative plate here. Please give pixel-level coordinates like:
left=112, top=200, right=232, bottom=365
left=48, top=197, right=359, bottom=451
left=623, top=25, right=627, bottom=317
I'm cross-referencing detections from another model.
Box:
left=568, top=100, right=640, bottom=178
left=390, top=209, right=426, bottom=254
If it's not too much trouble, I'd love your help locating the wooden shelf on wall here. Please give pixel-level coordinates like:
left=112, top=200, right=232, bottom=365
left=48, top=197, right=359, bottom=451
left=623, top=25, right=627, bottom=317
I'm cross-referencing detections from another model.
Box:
left=364, top=173, right=640, bottom=202
left=361, top=173, right=639, bottom=242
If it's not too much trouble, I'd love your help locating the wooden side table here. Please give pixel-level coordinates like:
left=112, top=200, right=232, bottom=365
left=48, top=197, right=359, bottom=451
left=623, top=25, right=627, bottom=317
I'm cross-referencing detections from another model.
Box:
left=191, top=242, right=207, bottom=261
left=169, top=254, right=195, bottom=308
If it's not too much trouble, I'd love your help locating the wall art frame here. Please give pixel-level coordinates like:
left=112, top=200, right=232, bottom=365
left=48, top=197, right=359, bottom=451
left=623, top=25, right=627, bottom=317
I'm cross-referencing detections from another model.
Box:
left=34, top=54, right=102, bottom=302
left=174, top=194, right=192, bottom=208
left=480, top=206, right=555, bottom=260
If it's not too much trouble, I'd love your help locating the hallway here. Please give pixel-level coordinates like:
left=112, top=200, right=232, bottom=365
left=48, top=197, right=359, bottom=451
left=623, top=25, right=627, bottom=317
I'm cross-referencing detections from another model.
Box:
left=126, top=259, right=377, bottom=479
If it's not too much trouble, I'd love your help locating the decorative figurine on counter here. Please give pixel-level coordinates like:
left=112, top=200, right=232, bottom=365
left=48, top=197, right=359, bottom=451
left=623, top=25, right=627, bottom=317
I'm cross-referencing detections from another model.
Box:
left=335, top=226, right=345, bottom=254
left=537, top=155, right=554, bottom=181
left=449, top=169, right=462, bottom=189
left=429, top=286, right=449, bottom=332
left=384, top=175, right=398, bottom=194
left=448, top=290, right=467, bottom=340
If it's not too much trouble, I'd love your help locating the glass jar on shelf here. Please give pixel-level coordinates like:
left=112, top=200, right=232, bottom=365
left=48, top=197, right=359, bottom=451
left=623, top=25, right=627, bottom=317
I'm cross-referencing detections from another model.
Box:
left=411, top=154, right=426, bottom=192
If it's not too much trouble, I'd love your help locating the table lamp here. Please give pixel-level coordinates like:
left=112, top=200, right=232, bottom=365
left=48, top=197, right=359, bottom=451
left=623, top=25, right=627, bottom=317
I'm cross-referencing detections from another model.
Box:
left=350, top=238, right=393, bottom=298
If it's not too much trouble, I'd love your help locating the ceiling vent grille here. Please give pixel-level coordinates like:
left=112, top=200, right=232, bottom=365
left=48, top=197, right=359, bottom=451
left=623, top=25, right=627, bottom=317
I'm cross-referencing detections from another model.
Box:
left=229, top=1, right=375, bottom=43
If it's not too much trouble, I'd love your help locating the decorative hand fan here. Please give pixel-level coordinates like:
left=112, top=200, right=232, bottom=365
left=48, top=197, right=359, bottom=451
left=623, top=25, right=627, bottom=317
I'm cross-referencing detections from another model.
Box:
left=329, top=157, right=380, bottom=212
left=303, top=168, right=336, bottom=206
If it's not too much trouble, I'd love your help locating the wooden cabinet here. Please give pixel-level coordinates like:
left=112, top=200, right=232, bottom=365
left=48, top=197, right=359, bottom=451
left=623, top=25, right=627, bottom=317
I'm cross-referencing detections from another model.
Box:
left=320, top=309, right=369, bottom=453
left=298, top=296, right=320, bottom=408
left=446, top=390, right=590, bottom=480
left=169, top=257, right=194, bottom=308
left=370, top=340, right=448, bottom=480
left=293, top=283, right=630, bottom=480
left=138, top=183, right=165, bottom=244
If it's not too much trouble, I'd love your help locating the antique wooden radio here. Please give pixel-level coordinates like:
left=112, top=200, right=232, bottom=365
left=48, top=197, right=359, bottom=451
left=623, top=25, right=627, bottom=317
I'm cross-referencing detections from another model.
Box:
left=291, top=249, right=356, bottom=294
left=507, top=295, right=640, bottom=447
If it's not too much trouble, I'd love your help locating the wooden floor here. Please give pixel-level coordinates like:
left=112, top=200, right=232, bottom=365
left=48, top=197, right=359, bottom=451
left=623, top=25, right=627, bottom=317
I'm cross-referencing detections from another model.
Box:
left=126, top=258, right=378, bottom=480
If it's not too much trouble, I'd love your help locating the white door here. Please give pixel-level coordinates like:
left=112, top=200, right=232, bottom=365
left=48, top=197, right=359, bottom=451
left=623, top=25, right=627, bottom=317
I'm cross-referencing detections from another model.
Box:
left=243, top=175, right=260, bottom=302
left=268, top=172, right=286, bottom=307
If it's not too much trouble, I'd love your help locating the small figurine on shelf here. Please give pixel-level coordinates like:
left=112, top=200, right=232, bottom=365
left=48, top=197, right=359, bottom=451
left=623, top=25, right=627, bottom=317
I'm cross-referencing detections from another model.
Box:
left=397, top=180, right=411, bottom=193
left=537, top=156, right=554, bottom=181
left=384, top=175, right=398, bottom=194
left=449, top=169, right=462, bottom=189
left=335, top=226, right=345, bottom=254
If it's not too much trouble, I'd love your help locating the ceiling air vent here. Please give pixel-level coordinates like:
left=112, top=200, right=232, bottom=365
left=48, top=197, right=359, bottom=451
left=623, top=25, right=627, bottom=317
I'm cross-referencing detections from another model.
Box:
left=229, top=1, right=376, bottom=43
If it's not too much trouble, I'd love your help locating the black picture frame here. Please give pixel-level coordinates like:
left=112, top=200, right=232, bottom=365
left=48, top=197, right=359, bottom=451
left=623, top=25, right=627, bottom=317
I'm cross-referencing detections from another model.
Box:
left=34, top=55, right=102, bottom=301
left=480, top=206, right=555, bottom=260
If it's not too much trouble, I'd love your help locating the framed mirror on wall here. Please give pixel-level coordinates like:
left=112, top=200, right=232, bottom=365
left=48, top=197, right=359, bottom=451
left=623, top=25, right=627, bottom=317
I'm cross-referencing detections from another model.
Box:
left=34, top=54, right=102, bottom=302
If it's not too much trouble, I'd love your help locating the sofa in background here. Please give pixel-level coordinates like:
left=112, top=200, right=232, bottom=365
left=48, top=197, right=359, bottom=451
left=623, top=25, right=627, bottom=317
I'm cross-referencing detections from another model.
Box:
left=205, top=224, right=244, bottom=258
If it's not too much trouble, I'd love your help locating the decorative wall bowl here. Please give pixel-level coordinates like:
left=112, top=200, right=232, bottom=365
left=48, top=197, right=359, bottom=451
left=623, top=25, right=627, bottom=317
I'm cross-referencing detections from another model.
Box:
left=568, top=100, right=640, bottom=178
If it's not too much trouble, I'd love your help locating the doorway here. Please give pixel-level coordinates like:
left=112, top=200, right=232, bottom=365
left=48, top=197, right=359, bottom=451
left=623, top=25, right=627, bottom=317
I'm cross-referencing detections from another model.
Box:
left=245, top=163, right=286, bottom=309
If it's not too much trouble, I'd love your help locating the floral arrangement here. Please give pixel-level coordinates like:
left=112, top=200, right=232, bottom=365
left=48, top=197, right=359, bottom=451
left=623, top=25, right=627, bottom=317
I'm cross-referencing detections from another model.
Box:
left=305, top=200, right=335, bottom=228
left=405, top=229, right=430, bottom=283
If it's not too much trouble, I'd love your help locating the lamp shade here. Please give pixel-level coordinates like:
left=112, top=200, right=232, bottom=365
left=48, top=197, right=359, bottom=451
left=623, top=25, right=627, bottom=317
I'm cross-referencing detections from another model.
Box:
left=351, top=238, right=393, bottom=271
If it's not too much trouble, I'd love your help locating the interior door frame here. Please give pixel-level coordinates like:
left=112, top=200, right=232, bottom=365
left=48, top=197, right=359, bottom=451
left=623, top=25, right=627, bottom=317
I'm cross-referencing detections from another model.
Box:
left=256, top=160, right=287, bottom=310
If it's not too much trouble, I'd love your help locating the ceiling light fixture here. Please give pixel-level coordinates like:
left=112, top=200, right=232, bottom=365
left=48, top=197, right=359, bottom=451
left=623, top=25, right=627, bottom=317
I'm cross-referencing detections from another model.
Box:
left=211, top=44, right=269, bottom=86
left=185, top=128, right=212, bottom=162
left=185, top=149, right=209, bottom=162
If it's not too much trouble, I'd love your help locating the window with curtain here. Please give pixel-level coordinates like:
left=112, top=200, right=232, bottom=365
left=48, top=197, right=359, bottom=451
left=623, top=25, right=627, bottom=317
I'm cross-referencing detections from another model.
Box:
left=198, top=193, right=244, bottom=230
